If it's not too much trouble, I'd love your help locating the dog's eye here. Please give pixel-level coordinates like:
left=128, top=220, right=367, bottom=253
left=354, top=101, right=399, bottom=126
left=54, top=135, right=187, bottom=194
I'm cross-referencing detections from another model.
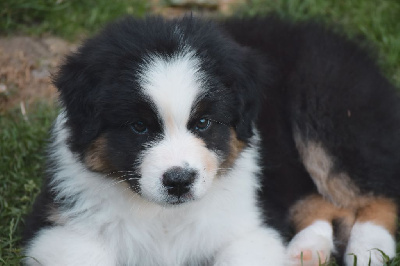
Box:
left=131, top=121, right=148, bottom=134
left=194, top=118, right=211, bottom=131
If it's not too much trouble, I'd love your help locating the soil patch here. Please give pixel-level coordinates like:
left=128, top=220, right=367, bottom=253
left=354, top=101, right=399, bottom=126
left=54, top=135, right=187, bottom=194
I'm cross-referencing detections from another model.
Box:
left=0, top=36, right=77, bottom=113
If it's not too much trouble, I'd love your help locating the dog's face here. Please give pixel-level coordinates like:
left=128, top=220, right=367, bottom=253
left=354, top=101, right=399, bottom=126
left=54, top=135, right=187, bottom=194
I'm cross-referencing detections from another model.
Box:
left=56, top=16, right=264, bottom=205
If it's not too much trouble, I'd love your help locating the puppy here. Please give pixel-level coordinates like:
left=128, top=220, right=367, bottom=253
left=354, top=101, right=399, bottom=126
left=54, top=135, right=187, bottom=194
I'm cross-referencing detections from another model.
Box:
left=23, top=16, right=400, bottom=266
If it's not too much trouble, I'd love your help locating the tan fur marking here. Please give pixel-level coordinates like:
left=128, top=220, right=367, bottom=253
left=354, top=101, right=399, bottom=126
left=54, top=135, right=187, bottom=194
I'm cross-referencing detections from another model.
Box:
left=290, top=194, right=356, bottom=253
left=47, top=204, right=67, bottom=225
left=356, top=198, right=398, bottom=235
left=84, top=135, right=113, bottom=173
left=294, top=134, right=361, bottom=208
left=290, top=194, right=355, bottom=233
left=219, top=129, right=246, bottom=173
left=192, top=137, right=218, bottom=174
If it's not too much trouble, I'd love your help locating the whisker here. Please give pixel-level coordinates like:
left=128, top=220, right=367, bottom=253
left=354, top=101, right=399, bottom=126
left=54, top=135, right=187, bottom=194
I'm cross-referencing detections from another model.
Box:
left=104, top=170, right=136, bottom=178
left=94, top=174, right=140, bottom=192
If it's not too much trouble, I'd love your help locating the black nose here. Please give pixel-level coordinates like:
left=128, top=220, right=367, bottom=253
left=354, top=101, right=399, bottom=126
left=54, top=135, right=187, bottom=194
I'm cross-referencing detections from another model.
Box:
left=162, top=167, right=197, bottom=197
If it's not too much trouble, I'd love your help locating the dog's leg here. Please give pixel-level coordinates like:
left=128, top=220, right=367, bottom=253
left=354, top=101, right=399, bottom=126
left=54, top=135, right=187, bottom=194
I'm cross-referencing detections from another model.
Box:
left=344, top=197, right=397, bottom=266
left=287, top=194, right=355, bottom=266
left=23, top=226, right=116, bottom=266
left=214, top=227, right=285, bottom=266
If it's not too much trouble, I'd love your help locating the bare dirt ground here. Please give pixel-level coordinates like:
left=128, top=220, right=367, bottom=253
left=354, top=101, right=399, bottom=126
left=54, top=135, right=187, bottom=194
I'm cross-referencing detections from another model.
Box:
left=0, top=0, right=242, bottom=114
left=0, top=36, right=76, bottom=113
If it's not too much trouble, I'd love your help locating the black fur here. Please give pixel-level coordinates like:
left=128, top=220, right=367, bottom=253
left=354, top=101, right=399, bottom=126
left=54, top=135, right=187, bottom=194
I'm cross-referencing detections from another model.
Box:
left=222, top=17, right=400, bottom=232
left=24, top=15, right=400, bottom=264
left=54, top=16, right=263, bottom=156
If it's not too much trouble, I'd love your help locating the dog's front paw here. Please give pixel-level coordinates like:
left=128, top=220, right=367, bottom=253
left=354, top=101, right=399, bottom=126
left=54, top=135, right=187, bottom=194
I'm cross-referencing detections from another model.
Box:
left=214, top=228, right=285, bottom=266
left=344, top=222, right=395, bottom=266
left=286, top=221, right=334, bottom=266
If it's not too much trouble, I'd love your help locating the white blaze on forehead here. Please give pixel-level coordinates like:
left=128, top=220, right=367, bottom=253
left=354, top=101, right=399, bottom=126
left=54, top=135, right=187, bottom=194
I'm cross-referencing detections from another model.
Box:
left=139, top=50, right=204, bottom=131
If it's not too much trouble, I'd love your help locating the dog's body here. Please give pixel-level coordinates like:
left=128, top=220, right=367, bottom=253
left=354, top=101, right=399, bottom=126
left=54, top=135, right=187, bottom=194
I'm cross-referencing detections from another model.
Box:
left=23, top=16, right=400, bottom=265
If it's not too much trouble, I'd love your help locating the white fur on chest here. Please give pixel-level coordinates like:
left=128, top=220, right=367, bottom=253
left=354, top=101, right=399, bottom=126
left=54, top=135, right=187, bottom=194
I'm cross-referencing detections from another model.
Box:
left=72, top=150, right=262, bottom=265
left=84, top=174, right=262, bottom=265
left=25, top=115, right=271, bottom=265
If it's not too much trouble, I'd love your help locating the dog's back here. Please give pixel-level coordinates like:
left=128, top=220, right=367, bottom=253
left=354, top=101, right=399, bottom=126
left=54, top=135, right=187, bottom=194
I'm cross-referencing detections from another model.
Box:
left=223, top=17, right=400, bottom=264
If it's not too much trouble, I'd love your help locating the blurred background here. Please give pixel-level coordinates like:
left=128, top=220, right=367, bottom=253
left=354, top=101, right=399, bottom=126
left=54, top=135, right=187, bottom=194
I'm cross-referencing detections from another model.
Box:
left=1, top=0, right=399, bottom=264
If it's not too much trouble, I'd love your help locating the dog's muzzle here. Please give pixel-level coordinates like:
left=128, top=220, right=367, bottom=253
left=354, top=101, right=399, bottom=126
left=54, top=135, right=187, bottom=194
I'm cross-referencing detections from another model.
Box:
left=162, top=166, right=197, bottom=197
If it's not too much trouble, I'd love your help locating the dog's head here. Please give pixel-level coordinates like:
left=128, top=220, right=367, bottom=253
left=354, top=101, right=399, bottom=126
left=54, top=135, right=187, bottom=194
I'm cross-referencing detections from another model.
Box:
left=55, top=16, right=266, bottom=205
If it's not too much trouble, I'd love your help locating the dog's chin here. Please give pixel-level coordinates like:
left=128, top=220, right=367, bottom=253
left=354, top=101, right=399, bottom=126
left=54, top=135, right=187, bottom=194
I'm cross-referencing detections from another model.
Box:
left=139, top=190, right=198, bottom=207
left=164, top=193, right=196, bottom=206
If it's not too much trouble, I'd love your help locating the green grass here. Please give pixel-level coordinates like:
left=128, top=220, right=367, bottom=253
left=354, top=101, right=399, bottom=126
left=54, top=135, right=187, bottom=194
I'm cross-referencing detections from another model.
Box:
left=0, top=0, right=149, bottom=39
left=234, top=0, right=400, bottom=87
left=0, top=103, right=57, bottom=264
left=0, top=0, right=400, bottom=265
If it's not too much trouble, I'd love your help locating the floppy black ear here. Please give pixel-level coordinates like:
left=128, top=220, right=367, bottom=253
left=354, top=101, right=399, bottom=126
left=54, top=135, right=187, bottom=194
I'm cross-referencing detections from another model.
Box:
left=54, top=52, right=103, bottom=153
left=231, top=49, right=267, bottom=141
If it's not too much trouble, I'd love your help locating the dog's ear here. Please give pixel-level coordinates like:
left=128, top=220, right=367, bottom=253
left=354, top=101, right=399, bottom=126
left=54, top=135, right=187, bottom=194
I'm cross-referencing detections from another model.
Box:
left=231, top=49, right=266, bottom=142
left=54, top=53, right=103, bottom=152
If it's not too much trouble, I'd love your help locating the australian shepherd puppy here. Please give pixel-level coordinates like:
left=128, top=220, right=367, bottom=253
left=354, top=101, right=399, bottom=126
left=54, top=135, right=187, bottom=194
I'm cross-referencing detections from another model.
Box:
left=23, top=16, right=400, bottom=266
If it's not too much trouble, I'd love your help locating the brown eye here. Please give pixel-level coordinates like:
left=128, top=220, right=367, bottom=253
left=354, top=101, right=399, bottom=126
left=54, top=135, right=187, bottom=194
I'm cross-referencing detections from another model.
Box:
left=194, top=118, right=211, bottom=131
left=131, top=121, right=148, bottom=134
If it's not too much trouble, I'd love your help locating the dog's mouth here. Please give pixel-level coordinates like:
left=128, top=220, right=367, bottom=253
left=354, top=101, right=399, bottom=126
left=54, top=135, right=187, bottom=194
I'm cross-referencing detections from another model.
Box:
left=164, top=192, right=195, bottom=205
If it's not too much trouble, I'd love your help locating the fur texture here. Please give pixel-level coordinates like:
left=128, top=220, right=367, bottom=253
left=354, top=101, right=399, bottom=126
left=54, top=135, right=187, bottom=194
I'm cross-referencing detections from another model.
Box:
left=23, top=16, right=400, bottom=266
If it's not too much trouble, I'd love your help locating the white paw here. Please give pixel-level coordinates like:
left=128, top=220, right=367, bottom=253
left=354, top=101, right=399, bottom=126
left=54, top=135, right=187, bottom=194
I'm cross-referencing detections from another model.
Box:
left=214, top=228, right=286, bottom=266
left=286, top=221, right=334, bottom=266
left=344, top=222, right=395, bottom=266
left=24, top=227, right=116, bottom=266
